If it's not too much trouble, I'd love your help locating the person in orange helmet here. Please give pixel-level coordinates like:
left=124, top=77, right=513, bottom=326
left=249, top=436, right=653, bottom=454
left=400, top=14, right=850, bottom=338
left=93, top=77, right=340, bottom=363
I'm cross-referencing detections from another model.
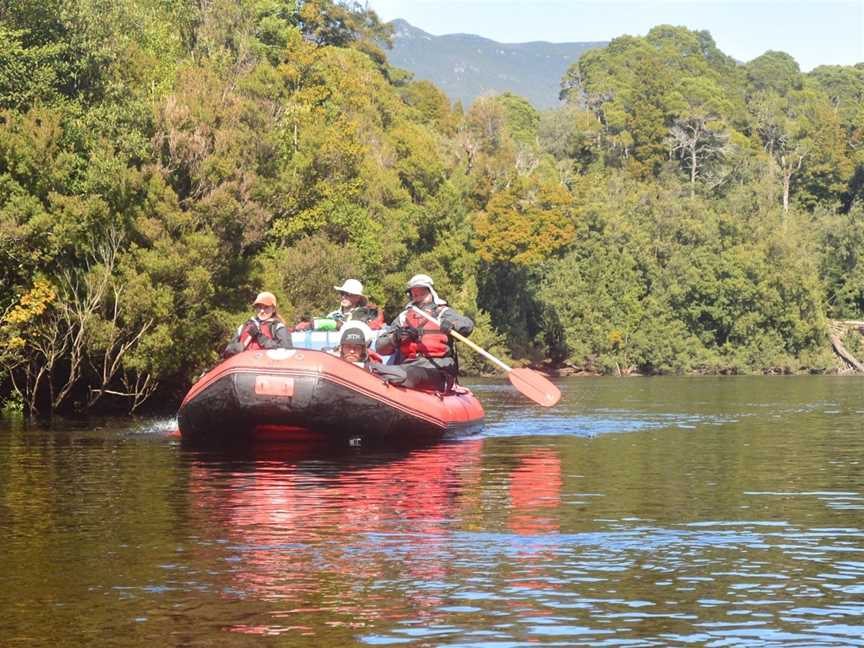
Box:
left=223, top=292, right=293, bottom=358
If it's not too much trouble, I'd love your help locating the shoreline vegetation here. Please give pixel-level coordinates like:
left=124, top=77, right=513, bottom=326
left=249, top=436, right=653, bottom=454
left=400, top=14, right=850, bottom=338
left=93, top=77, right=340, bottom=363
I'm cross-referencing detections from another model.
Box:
left=550, top=319, right=864, bottom=378
left=1, top=1, right=862, bottom=418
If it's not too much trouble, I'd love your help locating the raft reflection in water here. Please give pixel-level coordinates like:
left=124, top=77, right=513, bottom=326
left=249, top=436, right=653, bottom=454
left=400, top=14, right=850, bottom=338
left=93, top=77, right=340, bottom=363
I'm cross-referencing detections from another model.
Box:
left=184, top=440, right=563, bottom=639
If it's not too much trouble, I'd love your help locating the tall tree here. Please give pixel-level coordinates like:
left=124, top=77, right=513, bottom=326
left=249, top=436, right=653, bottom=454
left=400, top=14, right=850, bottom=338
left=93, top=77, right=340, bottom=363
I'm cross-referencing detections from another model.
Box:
left=665, top=77, right=732, bottom=196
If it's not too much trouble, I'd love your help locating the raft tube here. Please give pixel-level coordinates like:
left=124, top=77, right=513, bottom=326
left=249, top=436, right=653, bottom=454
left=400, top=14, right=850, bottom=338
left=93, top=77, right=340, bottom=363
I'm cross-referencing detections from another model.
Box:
left=178, top=348, right=484, bottom=444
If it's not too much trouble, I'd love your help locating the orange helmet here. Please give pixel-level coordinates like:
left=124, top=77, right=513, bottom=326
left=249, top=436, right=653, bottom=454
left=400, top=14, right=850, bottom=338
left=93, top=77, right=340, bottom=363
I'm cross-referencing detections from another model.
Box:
left=253, top=292, right=278, bottom=308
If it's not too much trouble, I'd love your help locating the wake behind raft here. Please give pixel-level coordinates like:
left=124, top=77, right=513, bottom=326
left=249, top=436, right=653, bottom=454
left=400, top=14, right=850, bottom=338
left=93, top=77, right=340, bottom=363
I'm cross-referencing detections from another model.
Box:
left=177, top=345, right=485, bottom=444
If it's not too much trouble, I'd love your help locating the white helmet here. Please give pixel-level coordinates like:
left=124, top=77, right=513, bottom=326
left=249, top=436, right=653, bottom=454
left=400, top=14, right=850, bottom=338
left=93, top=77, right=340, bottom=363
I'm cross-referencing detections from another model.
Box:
left=406, top=274, right=434, bottom=290
left=334, top=278, right=364, bottom=296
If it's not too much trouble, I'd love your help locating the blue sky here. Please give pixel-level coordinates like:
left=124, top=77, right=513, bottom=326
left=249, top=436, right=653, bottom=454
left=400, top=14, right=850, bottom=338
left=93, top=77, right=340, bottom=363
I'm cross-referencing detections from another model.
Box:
left=365, top=0, right=864, bottom=72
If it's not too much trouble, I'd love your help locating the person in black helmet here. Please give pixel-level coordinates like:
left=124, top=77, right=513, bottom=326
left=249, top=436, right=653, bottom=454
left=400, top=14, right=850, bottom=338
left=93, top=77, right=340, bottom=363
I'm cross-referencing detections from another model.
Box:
left=336, top=322, right=383, bottom=368
left=373, top=274, right=473, bottom=391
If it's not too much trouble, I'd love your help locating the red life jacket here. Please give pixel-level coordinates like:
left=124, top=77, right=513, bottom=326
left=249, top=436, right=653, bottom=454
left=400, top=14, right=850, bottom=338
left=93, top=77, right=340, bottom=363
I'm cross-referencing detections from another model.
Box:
left=239, top=318, right=281, bottom=350
left=400, top=305, right=450, bottom=360
left=362, top=304, right=385, bottom=330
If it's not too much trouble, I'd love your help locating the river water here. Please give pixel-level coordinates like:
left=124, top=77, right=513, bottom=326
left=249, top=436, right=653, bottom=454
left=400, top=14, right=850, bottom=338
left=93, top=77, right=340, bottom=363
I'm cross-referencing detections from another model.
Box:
left=1, top=376, right=862, bottom=647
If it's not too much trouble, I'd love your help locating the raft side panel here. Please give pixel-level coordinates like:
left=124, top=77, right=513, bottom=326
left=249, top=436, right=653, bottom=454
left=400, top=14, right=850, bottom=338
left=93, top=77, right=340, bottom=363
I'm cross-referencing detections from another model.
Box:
left=178, top=349, right=483, bottom=443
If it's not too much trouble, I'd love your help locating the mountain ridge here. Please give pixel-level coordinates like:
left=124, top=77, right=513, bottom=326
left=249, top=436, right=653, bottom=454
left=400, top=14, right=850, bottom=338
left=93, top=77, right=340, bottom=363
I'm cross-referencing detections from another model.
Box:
left=386, top=19, right=606, bottom=109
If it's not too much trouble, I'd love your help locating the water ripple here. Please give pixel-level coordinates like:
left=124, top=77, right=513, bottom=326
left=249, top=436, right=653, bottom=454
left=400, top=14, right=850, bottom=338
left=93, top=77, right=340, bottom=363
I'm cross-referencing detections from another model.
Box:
left=484, top=411, right=737, bottom=438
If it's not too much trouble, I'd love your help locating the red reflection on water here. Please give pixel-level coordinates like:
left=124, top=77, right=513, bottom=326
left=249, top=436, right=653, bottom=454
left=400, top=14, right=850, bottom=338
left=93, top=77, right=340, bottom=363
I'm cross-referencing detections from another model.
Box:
left=508, top=448, right=562, bottom=535
left=505, top=447, right=564, bottom=612
left=186, top=440, right=485, bottom=635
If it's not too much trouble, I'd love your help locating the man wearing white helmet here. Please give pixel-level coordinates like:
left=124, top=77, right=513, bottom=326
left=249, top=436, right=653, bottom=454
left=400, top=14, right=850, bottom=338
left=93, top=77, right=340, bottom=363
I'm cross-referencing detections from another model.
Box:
left=295, top=278, right=384, bottom=331
left=328, top=279, right=384, bottom=327
left=373, top=274, right=473, bottom=391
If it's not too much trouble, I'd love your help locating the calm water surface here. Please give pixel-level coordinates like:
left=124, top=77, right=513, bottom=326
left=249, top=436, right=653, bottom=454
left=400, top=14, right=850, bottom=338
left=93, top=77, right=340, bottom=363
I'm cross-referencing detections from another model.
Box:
left=1, top=376, right=863, bottom=647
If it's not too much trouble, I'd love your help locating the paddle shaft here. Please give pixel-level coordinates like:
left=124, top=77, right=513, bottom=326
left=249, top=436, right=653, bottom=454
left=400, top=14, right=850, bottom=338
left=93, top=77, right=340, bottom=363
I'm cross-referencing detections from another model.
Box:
left=409, top=305, right=561, bottom=407
left=409, top=306, right=512, bottom=373
left=447, top=329, right=511, bottom=372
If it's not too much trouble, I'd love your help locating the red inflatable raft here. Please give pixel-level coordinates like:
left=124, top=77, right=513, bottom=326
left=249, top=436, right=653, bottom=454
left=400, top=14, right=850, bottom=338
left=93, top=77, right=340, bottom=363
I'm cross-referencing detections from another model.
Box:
left=178, top=348, right=484, bottom=443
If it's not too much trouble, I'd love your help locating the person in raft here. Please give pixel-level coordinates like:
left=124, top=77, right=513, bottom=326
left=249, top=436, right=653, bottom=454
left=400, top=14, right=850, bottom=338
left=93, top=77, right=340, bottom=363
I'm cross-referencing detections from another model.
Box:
left=372, top=274, right=473, bottom=391
left=335, top=322, right=383, bottom=368
left=222, top=292, right=293, bottom=358
left=294, top=279, right=384, bottom=331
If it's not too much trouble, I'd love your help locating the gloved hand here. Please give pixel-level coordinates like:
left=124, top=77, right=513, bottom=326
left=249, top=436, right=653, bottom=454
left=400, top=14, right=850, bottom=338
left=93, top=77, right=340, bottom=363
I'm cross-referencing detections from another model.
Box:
left=438, top=318, right=454, bottom=335
left=246, top=323, right=260, bottom=339
left=395, top=326, right=420, bottom=342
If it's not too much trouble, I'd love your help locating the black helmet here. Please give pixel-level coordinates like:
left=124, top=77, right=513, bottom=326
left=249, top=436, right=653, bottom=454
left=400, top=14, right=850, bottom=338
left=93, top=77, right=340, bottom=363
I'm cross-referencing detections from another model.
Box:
left=340, top=328, right=366, bottom=347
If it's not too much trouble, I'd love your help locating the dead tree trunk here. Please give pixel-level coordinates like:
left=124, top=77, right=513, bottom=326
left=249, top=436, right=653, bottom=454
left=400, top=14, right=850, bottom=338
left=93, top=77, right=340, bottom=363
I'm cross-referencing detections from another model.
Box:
left=780, top=153, right=805, bottom=217
left=829, top=320, right=864, bottom=373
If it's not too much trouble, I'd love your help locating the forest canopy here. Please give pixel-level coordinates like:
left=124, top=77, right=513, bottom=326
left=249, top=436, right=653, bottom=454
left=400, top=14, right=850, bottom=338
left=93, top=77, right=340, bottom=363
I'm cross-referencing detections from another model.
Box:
left=1, top=2, right=862, bottom=415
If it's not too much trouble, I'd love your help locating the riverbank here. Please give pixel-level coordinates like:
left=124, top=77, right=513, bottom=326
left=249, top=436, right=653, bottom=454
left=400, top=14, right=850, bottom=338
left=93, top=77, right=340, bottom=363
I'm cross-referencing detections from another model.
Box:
left=542, top=322, right=864, bottom=378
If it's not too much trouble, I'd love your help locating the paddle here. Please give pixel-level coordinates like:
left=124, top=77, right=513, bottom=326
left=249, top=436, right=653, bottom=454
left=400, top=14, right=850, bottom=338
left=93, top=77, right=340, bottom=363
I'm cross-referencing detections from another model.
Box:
left=410, top=306, right=561, bottom=407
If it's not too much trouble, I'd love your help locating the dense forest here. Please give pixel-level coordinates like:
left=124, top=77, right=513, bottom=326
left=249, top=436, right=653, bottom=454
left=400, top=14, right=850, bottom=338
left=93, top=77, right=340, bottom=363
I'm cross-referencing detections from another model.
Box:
left=1, top=0, right=862, bottom=416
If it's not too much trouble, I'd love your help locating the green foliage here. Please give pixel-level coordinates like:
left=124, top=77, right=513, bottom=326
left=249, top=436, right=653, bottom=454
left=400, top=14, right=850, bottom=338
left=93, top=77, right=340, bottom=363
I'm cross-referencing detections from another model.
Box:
left=538, top=104, right=602, bottom=169
left=535, top=176, right=832, bottom=375
left=494, top=93, right=540, bottom=145
left=0, top=25, right=67, bottom=110
left=0, top=8, right=860, bottom=413
left=253, top=234, right=363, bottom=323
left=447, top=274, right=511, bottom=375
left=399, top=80, right=456, bottom=133
left=818, top=204, right=864, bottom=318
left=746, top=51, right=803, bottom=97
left=298, top=0, right=392, bottom=50
left=0, top=387, right=23, bottom=415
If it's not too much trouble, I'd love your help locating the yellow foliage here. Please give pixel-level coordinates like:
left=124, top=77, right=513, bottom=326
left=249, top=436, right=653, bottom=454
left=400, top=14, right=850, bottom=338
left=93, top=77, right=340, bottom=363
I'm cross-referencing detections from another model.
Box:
left=3, top=279, right=56, bottom=326
left=473, top=179, right=577, bottom=266
left=7, top=337, right=25, bottom=351
left=1, top=280, right=56, bottom=367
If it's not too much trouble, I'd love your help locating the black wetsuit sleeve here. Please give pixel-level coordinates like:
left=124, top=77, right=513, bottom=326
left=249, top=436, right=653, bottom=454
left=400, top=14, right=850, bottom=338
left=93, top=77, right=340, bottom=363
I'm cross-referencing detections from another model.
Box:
left=374, top=316, right=403, bottom=355
left=222, top=332, right=244, bottom=358
left=439, top=308, right=474, bottom=337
